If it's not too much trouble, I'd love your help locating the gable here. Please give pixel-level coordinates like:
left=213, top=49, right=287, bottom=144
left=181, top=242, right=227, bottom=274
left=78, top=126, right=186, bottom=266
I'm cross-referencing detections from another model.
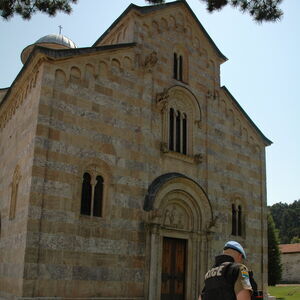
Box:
left=93, top=0, right=227, bottom=63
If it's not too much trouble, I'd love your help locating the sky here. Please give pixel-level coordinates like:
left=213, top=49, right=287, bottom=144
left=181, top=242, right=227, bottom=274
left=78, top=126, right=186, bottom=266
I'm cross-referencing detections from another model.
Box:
left=0, top=0, right=299, bottom=206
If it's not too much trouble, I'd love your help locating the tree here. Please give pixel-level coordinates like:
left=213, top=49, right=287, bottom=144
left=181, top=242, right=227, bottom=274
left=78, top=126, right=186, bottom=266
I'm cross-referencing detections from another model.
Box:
left=146, top=0, right=283, bottom=22
left=269, top=200, right=300, bottom=244
left=267, top=213, right=282, bottom=286
left=0, top=0, right=77, bottom=20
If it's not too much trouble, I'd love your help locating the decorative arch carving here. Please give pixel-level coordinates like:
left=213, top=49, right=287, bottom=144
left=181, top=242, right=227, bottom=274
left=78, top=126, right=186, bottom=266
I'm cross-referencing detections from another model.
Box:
left=98, top=60, right=108, bottom=77
left=111, top=58, right=121, bottom=72
left=169, top=15, right=176, bottom=29
left=160, top=17, right=168, bottom=31
left=144, top=173, right=213, bottom=231
left=54, top=69, right=66, bottom=88
left=157, top=85, right=201, bottom=121
left=152, top=20, right=160, bottom=34
left=84, top=64, right=95, bottom=88
left=123, top=56, right=133, bottom=71
left=70, top=66, right=81, bottom=83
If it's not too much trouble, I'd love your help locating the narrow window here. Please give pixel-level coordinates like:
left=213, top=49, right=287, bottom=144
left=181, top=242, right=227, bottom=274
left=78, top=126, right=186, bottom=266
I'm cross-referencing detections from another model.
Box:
left=176, top=111, right=181, bottom=152
left=173, top=53, right=178, bottom=79
left=173, top=52, right=184, bottom=81
left=238, top=205, right=242, bottom=236
left=169, top=108, right=175, bottom=151
left=81, top=172, right=92, bottom=215
left=10, top=167, right=21, bottom=220
left=231, top=204, right=237, bottom=236
left=179, top=55, right=183, bottom=81
left=182, top=114, right=187, bottom=155
left=93, top=175, right=104, bottom=217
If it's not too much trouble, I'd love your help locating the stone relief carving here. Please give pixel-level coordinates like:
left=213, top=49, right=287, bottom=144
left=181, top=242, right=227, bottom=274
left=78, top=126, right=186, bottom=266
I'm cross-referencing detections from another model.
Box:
left=143, top=51, right=158, bottom=70
left=163, top=204, right=187, bottom=230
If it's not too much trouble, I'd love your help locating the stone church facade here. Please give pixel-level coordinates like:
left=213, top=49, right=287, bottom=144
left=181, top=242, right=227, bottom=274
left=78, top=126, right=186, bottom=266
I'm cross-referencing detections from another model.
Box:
left=0, top=1, right=271, bottom=299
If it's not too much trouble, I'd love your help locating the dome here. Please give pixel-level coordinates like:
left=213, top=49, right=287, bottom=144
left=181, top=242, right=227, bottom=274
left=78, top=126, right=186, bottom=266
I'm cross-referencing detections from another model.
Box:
left=35, top=34, right=77, bottom=49
left=21, top=34, right=77, bottom=64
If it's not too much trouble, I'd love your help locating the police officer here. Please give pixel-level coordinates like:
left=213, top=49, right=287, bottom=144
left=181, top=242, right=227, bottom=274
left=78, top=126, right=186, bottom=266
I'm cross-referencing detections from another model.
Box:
left=199, top=241, right=252, bottom=300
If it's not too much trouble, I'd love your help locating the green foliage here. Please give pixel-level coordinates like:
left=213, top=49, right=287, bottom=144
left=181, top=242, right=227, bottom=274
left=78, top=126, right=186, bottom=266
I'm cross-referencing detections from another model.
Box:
left=0, top=0, right=77, bottom=20
left=201, top=0, right=283, bottom=22
left=267, top=213, right=282, bottom=286
left=146, top=0, right=283, bottom=22
left=291, top=236, right=300, bottom=244
left=269, top=200, right=300, bottom=244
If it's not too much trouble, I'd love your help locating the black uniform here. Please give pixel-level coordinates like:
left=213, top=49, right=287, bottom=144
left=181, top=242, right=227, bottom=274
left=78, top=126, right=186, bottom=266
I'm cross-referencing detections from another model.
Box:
left=201, top=254, right=252, bottom=300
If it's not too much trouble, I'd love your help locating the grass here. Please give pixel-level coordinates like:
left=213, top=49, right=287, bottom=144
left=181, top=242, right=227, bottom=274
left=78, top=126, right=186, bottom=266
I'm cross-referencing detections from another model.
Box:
left=268, top=285, right=300, bottom=300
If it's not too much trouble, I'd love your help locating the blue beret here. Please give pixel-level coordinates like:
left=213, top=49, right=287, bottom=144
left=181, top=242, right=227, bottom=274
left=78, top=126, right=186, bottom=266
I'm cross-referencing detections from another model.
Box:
left=224, top=241, right=246, bottom=259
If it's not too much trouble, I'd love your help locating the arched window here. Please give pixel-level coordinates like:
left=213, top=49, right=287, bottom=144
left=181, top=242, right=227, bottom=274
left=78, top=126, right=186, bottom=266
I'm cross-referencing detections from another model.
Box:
left=173, top=53, right=178, bottom=79
left=231, top=203, right=243, bottom=236
left=238, top=205, right=242, bottom=236
left=173, top=52, right=183, bottom=81
left=231, top=204, right=237, bottom=236
left=169, top=108, right=175, bottom=151
left=176, top=111, right=181, bottom=152
left=168, top=108, right=188, bottom=155
left=81, top=172, right=104, bottom=217
left=81, top=172, right=92, bottom=215
left=182, top=114, right=187, bottom=155
left=93, top=175, right=104, bottom=217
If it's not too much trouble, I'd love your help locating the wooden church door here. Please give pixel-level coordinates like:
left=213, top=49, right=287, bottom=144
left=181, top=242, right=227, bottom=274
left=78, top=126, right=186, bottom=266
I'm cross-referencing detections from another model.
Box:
left=161, top=237, right=187, bottom=300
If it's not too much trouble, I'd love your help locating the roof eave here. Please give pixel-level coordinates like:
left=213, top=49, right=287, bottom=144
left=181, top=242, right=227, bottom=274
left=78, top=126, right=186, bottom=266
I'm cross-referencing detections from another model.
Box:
left=0, top=43, right=137, bottom=109
left=221, top=86, right=272, bottom=146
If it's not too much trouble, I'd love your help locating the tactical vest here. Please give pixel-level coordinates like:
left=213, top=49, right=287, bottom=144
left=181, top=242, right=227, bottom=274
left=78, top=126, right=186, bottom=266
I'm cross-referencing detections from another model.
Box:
left=201, top=262, right=240, bottom=300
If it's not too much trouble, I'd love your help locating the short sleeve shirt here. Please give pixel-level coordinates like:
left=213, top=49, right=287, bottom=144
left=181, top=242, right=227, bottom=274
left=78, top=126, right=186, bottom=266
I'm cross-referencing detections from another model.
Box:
left=234, top=264, right=253, bottom=295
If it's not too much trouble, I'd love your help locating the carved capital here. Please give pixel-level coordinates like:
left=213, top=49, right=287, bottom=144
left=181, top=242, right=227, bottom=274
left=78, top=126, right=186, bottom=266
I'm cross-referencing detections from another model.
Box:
left=206, top=89, right=213, bottom=99
left=143, top=51, right=158, bottom=70
left=156, top=88, right=169, bottom=103
left=194, top=153, right=204, bottom=164
left=160, top=142, right=169, bottom=153
left=194, top=119, right=202, bottom=129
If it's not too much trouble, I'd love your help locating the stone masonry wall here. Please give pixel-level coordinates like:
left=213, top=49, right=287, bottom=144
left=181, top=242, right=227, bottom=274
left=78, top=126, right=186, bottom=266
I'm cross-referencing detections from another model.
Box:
left=281, top=252, right=300, bottom=283
left=0, top=66, right=42, bottom=299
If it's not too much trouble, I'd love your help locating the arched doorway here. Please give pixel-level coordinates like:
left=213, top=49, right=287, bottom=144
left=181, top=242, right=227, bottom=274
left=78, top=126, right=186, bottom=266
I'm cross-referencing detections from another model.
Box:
left=144, top=173, right=214, bottom=300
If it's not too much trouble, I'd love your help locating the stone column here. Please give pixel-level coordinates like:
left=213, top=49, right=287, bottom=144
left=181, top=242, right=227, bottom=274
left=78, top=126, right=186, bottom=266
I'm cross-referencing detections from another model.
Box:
left=148, top=223, right=161, bottom=300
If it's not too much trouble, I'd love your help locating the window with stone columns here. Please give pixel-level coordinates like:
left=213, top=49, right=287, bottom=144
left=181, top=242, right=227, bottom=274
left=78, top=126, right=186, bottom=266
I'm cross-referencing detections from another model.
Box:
left=231, top=203, right=243, bottom=237
left=81, top=172, right=104, bottom=217
left=157, top=86, right=201, bottom=160
left=172, top=47, right=189, bottom=83
left=9, top=165, right=21, bottom=220
left=168, top=108, right=188, bottom=155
